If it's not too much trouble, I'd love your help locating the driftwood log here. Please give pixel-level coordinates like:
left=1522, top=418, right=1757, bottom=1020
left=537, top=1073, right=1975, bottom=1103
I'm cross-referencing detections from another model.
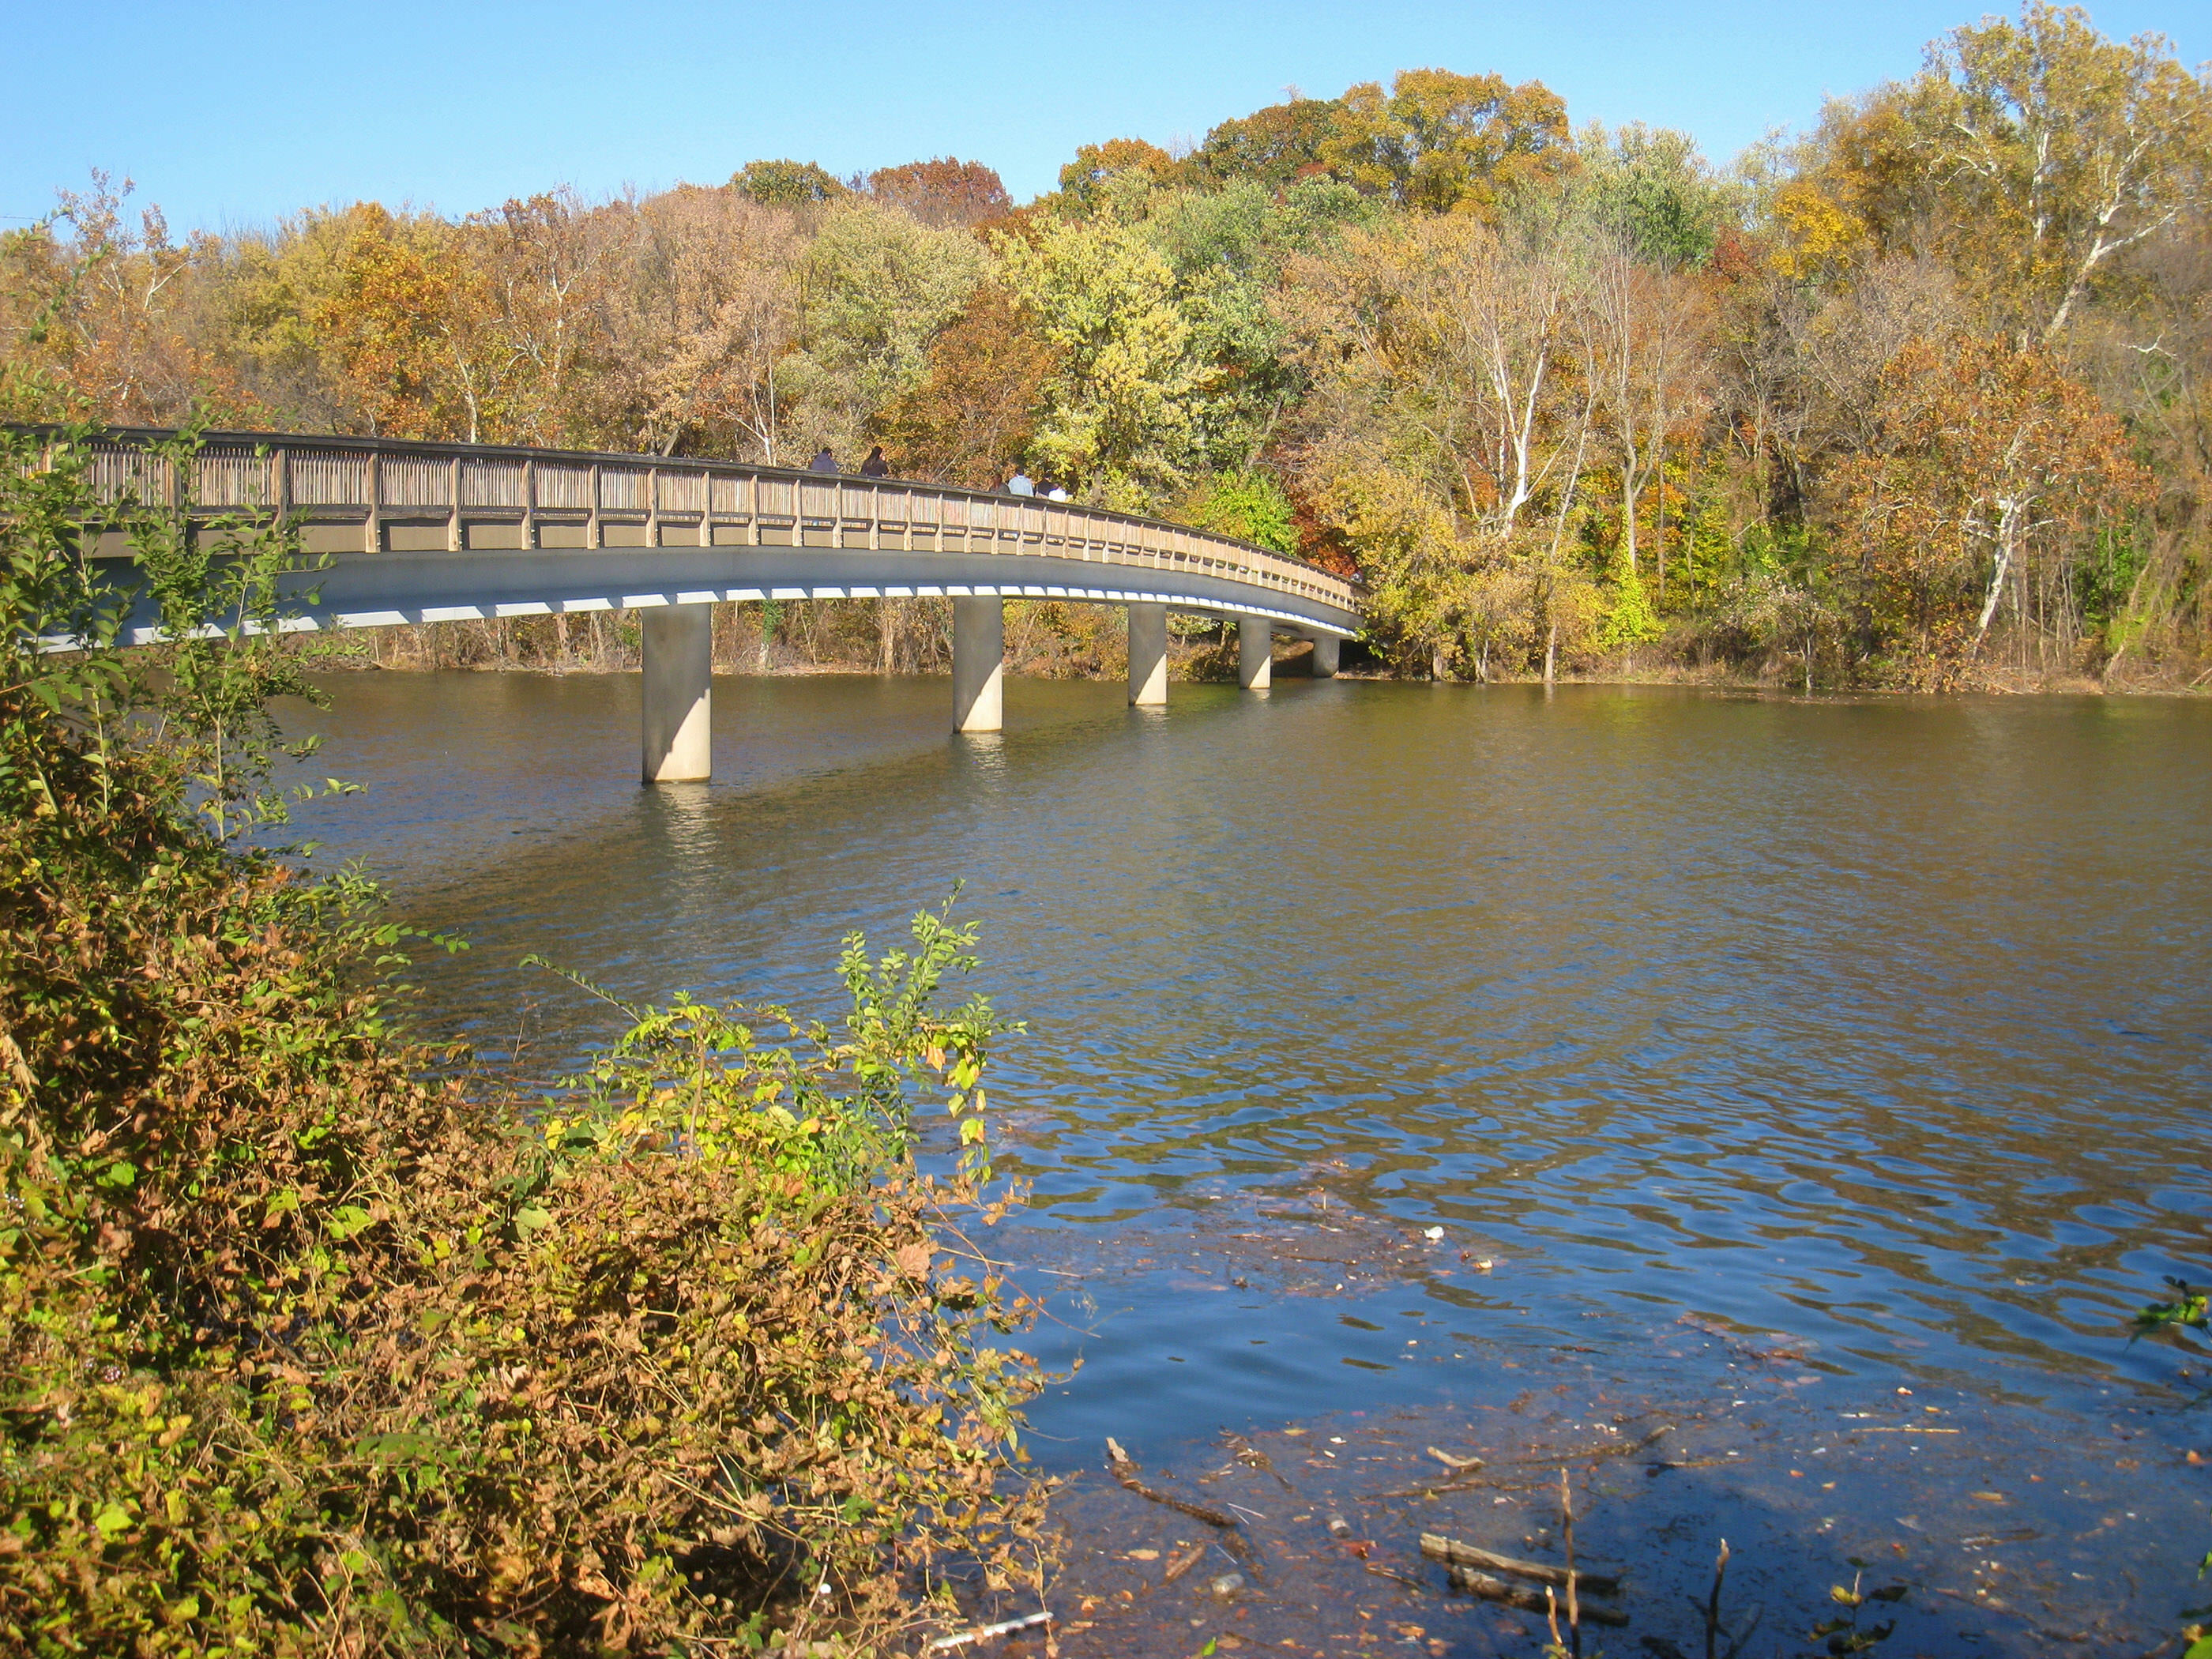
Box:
left=1446, top=1567, right=1631, bottom=1626
left=1420, top=1533, right=1623, bottom=1596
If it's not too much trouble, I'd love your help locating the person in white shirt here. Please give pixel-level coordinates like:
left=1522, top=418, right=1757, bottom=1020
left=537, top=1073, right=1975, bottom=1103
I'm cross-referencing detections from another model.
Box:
left=1004, top=469, right=1035, bottom=496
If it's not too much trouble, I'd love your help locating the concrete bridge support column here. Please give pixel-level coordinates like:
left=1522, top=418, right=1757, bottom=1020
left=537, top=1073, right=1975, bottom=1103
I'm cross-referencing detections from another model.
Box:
left=1238, top=615, right=1273, bottom=690
left=1127, top=602, right=1168, bottom=705
left=1311, top=634, right=1341, bottom=679
left=953, top=596, right=1004, bottom=732
left=641, top=603, right=713, bottom=783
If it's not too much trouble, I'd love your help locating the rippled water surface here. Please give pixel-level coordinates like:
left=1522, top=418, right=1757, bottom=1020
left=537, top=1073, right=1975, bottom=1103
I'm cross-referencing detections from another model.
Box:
left=288, top=672, right=2210, bottom=1472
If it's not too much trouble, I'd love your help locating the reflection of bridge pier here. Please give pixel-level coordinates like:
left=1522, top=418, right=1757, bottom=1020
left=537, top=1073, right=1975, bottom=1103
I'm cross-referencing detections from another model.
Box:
left=87, top=429, right=1362, bottom=777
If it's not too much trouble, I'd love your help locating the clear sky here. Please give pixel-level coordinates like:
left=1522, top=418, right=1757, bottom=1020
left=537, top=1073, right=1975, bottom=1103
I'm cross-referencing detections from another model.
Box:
left=3, top=0, right=2203, bottom=235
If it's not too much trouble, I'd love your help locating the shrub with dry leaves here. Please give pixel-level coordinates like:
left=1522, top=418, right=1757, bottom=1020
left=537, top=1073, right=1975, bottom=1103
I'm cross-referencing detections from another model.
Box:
left=0, top=430, right=1047, bottom=1655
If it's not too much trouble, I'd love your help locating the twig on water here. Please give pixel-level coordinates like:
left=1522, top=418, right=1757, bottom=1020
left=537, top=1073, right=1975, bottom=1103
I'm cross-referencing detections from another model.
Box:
left=1365, top=1561, right=1424, bottom=1589
left=925, top=1609, right=1053, bottom=1652
left=1705, top=1537, right=1731, bottom=1659
left=1103, top=1438, right=1242, bottom=1529
left=1559, top=1467, right=1582, bottom=1659
left=1161, top=1541, right=1209, bottom=1584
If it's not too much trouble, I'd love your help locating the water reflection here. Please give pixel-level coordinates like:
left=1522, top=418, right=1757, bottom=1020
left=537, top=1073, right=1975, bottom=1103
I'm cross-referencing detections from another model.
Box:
left=284, top=672, right=2212, bottom=1433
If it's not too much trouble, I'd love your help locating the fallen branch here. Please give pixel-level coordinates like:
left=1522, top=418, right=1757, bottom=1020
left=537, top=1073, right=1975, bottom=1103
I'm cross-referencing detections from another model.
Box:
left=1419, top=1533, right=1621, bottom=1596
left=1448, top=1568, right=1628, bottom=1625
left=1364, top=1562, right=1424, bottom=1588
left=1104, top=1439, right=1242, bottom=1529
left=925, top=1609, right=1053, bottom=1652
left=1512, top=1424, right=1672, bottom=1466
left=1377, top=1454, right=1497, bottom=1500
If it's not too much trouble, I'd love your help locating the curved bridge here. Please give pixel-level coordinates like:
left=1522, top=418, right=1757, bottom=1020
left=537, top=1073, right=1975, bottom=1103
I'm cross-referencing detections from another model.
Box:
left=81, top=431, right=1361, bottom=781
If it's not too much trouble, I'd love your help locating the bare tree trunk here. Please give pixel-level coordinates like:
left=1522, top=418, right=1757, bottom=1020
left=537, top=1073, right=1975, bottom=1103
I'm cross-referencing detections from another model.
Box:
left=1971, top=499, right=2022, bottom=657
left=1544, top=611, right=1559, bottom=687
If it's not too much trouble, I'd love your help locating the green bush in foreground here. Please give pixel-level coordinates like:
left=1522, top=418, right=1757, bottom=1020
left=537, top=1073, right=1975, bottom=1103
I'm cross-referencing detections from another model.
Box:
left=0, top=430, right=1045, bottom=1654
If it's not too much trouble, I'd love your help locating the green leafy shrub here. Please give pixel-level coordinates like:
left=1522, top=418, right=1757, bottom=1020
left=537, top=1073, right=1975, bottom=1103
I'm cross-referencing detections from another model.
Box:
left=1183, top=470, right=1297, bottom=554
left=0, top=430, right=1045, bottom=1654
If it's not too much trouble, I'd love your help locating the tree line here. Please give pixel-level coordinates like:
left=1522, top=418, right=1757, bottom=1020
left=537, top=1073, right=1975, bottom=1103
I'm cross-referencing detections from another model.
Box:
left=5, top=2, right=2206, bottom=690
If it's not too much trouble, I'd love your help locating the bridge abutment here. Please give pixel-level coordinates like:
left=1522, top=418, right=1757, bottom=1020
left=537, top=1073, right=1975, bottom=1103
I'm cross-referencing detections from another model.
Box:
left=1127, top=602, right=1168, bottom=706
left=1239, top=615, right=1273, bottom=690
left=953, top=596, right=1004, bottom=733
left=641, top=604, right=713, bottom=784
left=1311, top=634, right=1341, bottom=678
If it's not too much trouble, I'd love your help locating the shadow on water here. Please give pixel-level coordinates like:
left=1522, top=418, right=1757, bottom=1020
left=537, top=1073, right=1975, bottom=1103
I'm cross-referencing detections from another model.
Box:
left=279, top=670, right=2212, bottom=1650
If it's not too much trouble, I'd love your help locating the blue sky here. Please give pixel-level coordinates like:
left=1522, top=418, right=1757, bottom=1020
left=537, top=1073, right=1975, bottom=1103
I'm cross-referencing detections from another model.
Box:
left=4, top=0, right=2203, bottom=235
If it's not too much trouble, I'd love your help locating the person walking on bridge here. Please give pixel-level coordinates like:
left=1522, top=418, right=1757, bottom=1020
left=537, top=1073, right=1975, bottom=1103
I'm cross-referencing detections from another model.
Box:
left=860, top=446, right=890, bottom=478
left=1004, top=468, right=1034, bottom=497
left=809, top=446, right=839, bottom=475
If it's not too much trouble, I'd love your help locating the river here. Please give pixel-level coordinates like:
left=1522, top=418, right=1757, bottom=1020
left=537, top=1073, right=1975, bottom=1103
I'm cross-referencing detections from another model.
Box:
left=285, top=668, right=2211, bottom=1656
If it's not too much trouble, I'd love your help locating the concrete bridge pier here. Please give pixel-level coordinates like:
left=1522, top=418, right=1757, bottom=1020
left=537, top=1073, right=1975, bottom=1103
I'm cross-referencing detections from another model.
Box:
left=1127, top=602, right=1168, bottom=705
left=1238, top=615, right=1273, bottom=690
left=953, top=596, right=1004, bottom=733
left=1311, top=635, right=1341, bottom=679
left=641, top=603, right=713, bottom=784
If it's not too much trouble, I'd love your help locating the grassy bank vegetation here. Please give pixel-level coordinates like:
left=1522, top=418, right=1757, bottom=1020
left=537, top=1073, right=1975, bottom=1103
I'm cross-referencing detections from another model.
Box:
left=0, top=430, right=1047, bottom=1654
left=5, top=4, right=2209, bottom=691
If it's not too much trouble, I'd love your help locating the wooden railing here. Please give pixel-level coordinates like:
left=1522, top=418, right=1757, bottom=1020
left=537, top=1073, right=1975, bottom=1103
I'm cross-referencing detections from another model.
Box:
left=67, top=431, right=1360, bottom=617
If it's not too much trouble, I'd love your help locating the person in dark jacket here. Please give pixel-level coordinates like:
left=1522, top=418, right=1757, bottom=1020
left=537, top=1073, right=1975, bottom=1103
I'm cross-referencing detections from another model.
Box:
left=809, top=447, right=838, bottom=475
left=860, top=446, right=890, bottom=478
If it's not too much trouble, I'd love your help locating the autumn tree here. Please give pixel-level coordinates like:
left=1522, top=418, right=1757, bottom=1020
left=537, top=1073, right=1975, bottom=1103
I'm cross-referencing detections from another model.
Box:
left=476, top=187, right=617, bottom=446
left=995, top=216, right=1221, bottom=505
left=777, top=203, right=988, bottom=457
left=1055, top=138, right=1184, bottom=214
left=1283, top=209, right=1602, bottom=675
left=1319, top=70, right=1574, bottom=216
left=732, top=159, right=850, bottom=207
left=1586, top=234, right=1714, bottom=592
left=875, top=286, right=1054, bottom=488
left=1908, top=2, right=2212, bottom=344
left=1834, top=333, right=2152, bottom=681
left=0, top=173, right=253, bottom=426
left=1191, top=97, right=1345, bottom=188
left=866, top=159, right=1013, bottom=228
left=1577, top=122, right=1731, bottom=270
left=280, top=202, right=510, bottom=442
left=600, top=186, right=804, bottom=460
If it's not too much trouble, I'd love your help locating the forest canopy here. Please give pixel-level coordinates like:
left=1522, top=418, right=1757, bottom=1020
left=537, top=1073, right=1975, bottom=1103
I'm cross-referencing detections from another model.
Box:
left=4, top=2, right=2206, bottom=689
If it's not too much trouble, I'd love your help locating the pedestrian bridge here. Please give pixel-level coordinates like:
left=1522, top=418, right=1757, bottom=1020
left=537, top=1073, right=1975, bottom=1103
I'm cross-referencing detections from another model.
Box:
left=82, top=430, right=1361, bottom=781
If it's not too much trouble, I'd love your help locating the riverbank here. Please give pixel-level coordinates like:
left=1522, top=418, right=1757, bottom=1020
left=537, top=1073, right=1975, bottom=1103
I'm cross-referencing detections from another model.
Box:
left=313, top=604, right=2210, bottom=697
